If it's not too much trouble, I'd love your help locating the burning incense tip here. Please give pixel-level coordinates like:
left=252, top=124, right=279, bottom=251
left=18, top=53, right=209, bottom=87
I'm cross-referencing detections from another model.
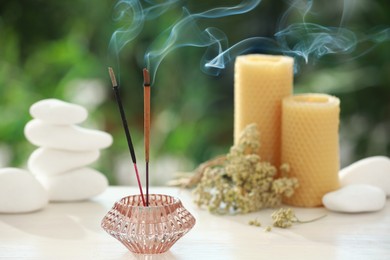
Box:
left=143, top=68, right=150, bottom=86
left=108, top=67, right=118, bottom=87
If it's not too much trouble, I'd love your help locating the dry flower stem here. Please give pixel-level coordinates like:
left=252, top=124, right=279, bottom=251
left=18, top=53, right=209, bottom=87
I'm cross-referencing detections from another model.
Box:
left=271, top=208, right=327, bottom=228
left=169, top=155, right=226, bottom=188
left=108, top=67, right=146, bottom=206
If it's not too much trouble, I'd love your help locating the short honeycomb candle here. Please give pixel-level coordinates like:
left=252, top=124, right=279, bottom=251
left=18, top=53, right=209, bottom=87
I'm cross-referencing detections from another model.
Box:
left=281, top=93, right=340, bottom=207
left=234, top=54, right=293, bottom=166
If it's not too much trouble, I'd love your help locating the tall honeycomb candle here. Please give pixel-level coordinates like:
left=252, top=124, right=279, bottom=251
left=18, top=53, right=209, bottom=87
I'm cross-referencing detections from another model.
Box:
left=282, top=93, right=340, bottom=207
left=234, top=54, right=293, bottom=166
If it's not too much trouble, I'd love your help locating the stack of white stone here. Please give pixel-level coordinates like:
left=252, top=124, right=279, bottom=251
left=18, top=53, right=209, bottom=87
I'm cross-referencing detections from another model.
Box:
left=24, top=99, right=113, bottom=202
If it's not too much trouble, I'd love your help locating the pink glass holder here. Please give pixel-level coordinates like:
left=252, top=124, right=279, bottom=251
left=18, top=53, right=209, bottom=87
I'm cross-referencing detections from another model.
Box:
left=101, top=194, right=196, bottom=254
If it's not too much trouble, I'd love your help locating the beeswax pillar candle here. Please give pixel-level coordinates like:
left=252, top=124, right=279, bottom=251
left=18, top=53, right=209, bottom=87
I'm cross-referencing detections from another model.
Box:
left=234, top=54, right=293, bottom=166
left=282, top=93, right=340, bottom=207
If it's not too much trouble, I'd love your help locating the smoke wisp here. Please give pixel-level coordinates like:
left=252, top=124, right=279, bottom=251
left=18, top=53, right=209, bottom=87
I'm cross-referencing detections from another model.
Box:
left=108, top=0, right=390, bottom=83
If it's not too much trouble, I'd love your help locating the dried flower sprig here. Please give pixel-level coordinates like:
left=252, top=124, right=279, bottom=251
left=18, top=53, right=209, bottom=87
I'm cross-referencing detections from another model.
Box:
left=248, top=218, right=261, bottom=227
left=271, top=208, right=327, bottom=228
left=192, top=124, right=299, bottom=214
left=264, top=226, right=272, bottom=232
left=247, top=208, right=326, bottom=232
left=271, top=208, right=297, bottom=228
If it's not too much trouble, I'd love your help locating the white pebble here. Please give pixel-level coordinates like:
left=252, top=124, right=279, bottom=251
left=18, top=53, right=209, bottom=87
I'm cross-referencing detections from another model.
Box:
left=28, top=148, right=100, bottom=175
left=0, top=168, right=48, bottom=213
left=340, top=156, right=390, bottom=196
left=30, top=99, right=88, bottom=125
left=322, top=184, right=386, bottom=213
left=24, top=119, right=113, bottom=151
left=37, top=168, right=108, bottom=201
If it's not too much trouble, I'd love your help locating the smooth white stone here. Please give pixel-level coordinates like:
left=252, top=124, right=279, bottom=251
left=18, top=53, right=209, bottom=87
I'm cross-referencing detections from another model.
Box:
left=24, top=119, right=113, bottom=151
left=0, top=168, right=48, bottom=213
left=37, top=168, right=108, bottom=201
left=30, top=99, right=88, bottom=125
left=28, top=148, right=100, bottom=175
left=340, top=156, right=390, bottom=196
left=322, top=184, right=386, bottom=213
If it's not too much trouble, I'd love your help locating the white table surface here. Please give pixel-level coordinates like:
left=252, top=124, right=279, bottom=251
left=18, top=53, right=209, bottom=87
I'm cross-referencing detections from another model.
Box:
left=0, top=186, right=389, bottom=260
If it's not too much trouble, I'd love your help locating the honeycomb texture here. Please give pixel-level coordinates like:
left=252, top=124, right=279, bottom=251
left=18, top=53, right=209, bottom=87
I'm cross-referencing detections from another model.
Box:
left=282, top=94, right=340, bottom=207
left=234, top=54, right=293, bottom=167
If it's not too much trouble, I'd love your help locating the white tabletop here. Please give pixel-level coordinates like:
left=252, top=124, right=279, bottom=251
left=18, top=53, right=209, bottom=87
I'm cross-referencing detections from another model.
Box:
left=0, top=186, right=389, bottom=260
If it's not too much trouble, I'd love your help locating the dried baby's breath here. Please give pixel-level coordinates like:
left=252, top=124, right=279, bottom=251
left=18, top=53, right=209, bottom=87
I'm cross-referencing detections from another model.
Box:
left=193, top=124, right=299, bottom=214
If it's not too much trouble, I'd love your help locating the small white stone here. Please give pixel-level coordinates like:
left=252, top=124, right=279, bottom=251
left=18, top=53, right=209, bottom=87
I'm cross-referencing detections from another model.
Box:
left=30, top=99, right=88, bottom=125
left=340, top=156, right=390, bottom=196
left=322, top=184, right=386, bottom=213
left=28, top=148, right=100, bottom=175
left=37, top=168, right=108, bottom=201
left=24, top=119, right=113, bottom=151
left=0, top=168, right=48, bottom=213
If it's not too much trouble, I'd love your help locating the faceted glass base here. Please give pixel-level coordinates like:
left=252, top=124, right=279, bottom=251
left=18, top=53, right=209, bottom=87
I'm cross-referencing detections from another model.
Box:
left=101, top=194, right=196, bottom=254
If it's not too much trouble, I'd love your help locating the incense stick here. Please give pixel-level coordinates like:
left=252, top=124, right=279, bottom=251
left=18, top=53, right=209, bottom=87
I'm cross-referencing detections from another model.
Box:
left=108, top=67, right=146, bottom=206
left=143, top=68, right=151, bottom=206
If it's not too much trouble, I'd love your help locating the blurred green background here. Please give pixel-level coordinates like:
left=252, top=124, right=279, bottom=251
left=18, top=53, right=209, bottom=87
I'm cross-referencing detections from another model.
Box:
left=0, top=0, right=389, bottom=185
